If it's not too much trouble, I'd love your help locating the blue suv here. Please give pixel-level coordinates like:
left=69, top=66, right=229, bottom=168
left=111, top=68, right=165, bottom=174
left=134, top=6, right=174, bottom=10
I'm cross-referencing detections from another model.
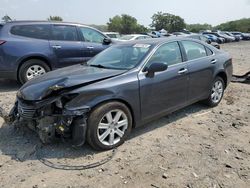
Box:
left=0, top=21, right=112, bottom=84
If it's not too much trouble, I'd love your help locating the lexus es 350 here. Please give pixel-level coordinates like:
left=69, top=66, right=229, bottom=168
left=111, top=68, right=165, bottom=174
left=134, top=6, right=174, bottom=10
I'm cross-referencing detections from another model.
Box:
left=9, top=38, right=233, bottom=150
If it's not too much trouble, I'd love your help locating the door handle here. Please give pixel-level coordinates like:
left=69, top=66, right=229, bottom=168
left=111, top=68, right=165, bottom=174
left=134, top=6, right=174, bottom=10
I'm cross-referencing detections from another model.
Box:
left=211, top=59, right=217, bottom=64
left=178, top=68, right=188, bottom=74
left=52, top=45, right=62, bottom=49
left=87, top=46, right=94, bottom=49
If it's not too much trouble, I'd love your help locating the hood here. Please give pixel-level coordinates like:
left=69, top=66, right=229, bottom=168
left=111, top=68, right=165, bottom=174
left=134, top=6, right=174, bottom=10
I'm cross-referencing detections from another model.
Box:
left=19, top=64, right=126, bottom=101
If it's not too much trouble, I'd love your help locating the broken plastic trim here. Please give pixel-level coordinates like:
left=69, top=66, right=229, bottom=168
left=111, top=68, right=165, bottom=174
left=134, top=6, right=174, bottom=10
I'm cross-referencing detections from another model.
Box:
left=231, top=71, right=250, bottom=84
left=63, top=107, right=90, bottom=116
left=36, top=145, right=117, bottom=170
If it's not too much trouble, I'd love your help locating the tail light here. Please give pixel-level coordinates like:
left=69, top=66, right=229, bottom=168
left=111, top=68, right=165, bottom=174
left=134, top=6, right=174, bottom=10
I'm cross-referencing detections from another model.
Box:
left=0, top=40, right=6, bottom=45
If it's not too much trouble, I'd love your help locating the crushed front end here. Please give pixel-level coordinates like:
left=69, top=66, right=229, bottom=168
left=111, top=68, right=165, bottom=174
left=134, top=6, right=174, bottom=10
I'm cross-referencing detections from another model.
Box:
left=9, top=95, right=90, bottom=147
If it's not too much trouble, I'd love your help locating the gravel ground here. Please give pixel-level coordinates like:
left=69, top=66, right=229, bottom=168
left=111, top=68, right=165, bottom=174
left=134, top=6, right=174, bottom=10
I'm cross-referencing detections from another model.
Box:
left=0, top=41, right=249, bottom=188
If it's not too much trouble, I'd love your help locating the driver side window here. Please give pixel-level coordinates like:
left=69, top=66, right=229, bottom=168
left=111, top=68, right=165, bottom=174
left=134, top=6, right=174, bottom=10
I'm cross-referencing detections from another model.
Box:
left=147, top=42, right=182, bottom=68
left=79, top=27, right=105, bottom=43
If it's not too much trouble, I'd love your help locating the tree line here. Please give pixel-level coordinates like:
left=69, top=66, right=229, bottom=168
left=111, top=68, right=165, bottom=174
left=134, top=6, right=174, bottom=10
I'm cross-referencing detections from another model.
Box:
left=2, top=13, right=250, bottom=33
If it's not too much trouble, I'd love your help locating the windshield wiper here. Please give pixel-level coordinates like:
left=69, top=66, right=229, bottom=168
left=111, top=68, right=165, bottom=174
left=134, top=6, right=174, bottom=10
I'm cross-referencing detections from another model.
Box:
left=89, top=64, right=108, bottom=69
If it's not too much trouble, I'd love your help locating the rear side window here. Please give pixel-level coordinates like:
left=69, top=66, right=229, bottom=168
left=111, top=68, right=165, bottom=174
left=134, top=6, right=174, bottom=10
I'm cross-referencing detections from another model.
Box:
left=190, top=35, right=200, bottom=40
left=147, top=42, right=182, bottom=67
left=10, top=24, right=50, bottom=40
left=0, top=25, right=3, bottom=34
left=206, top=47, right=213, bottom=56
left=51, top=25, right=78, bottom=41
left=79, top=27, right=105, bottom=43
left=200, top=36, right=208, bottom=42
left=182, top=41, right=207, bottom=61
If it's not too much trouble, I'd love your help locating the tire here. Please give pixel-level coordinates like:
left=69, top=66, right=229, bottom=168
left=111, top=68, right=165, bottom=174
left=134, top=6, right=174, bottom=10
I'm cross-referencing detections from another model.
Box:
left=87, top=102, right=133, bottom=151
left=203, top=77, right=225, bottom=107
left=18, top=59, right=50, bottom=84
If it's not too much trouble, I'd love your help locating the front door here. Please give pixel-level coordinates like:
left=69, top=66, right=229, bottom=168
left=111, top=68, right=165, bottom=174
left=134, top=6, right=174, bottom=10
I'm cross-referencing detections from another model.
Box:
left=139, top=42, right=189, bottom=121
left=49, top=25, right=85, bottom=68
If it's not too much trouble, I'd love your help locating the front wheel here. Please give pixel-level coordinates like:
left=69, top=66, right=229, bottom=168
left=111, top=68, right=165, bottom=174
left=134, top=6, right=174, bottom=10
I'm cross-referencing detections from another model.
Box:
left=87, top=102, right=132, bottom=151
left=203, top=77, right=225, bottom=107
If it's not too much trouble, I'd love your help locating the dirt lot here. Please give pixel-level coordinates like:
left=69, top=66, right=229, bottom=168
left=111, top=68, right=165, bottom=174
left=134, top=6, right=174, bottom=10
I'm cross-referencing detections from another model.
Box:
left=0, top=41, right=249, bottom=188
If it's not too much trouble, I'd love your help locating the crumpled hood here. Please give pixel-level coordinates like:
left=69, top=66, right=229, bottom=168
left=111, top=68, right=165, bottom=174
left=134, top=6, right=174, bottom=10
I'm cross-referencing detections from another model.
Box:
left=19, top=64, right=126, bottom=101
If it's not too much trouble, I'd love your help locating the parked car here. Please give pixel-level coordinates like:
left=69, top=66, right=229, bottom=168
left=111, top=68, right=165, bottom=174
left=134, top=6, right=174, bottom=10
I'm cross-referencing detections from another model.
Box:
left=203, top=34, right=225, bottom=44
left=221, top=31, right=240, bottom=42
left=0, top=21, right=112, bottom=84
left=230, top=32, right=243, bottom=40
left=118, top=34, right=152, bottom=41
left=231, top=32, right=250, bottom=40
left=187, top=34, right=220, bottom=49
left=172, top=32, right=189, bottom=36
left=10, top=37, right=232, bottom=150
left=217, top=32, right=235, bottom=42
left=104, top=32, right=121, bottom=39
left=218, top=32, right=236, bottom=42
left=202, top=32, right=233, bottom=43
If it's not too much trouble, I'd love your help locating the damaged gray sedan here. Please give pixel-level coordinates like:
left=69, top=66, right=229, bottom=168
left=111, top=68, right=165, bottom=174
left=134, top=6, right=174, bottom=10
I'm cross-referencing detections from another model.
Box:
left=9, top=38, right=232, bottom=150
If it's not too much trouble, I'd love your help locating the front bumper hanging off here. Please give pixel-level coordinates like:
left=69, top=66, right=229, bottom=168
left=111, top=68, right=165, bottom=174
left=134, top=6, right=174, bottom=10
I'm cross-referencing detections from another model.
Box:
left=8, top=99, right=90, bottom=147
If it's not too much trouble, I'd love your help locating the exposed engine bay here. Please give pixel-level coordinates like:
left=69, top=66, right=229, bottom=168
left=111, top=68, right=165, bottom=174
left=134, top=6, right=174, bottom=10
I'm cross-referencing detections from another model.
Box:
left=9, top=96, right=90, bottom=146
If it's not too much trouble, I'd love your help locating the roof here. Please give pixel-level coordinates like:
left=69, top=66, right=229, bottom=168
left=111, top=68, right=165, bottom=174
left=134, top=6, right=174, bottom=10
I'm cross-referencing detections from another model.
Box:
left=127, top=34, right=148, bottom=37
left=2, top=20, right=107, bottom=36
left=115, top=36, right=200, bottom=46
left=104, top=32, right=119, bottom=34
left=4, top=20, right=89, bottom=27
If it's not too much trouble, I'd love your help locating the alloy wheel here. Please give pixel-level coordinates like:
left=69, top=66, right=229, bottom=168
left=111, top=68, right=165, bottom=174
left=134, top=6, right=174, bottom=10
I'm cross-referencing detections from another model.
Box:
left=97, top=110, right=128, bottom=146
left=26, top=65, right=46, bottom=80
left=211, top=80, right=224, bottom=103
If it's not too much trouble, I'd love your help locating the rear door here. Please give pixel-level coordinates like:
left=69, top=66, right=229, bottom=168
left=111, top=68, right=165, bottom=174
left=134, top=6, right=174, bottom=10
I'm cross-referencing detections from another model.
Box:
left=139, top=42, right=188, bottom=121
left=78, top=26, right=110, bottom=60
left=49, top=25, right=85, bottom=68
left=180, top=40, right=216, bottom=103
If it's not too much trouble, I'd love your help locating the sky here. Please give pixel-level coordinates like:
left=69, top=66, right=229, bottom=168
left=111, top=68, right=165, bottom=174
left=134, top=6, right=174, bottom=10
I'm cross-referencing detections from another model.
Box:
left=0, top=0, right=250, bottom=27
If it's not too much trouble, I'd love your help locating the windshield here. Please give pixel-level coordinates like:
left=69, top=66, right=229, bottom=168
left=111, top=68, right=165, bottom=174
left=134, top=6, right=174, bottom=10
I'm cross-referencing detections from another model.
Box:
left=88, top=44, right=152, bottom=70
left=120, top=35, right=134, bottom=40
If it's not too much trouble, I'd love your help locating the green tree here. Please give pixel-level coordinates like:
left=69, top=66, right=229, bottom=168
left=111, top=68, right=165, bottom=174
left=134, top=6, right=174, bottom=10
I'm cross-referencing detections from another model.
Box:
left=48, top=16, right=63, bottom=21
left=2, top=15, right=12, bottom=22
left=150, top=12, right=186, bottom=32
left=107, top=14, right=148, bottom=34
left=186, top=23, right=212, bottom=33
left=89, top=25, right=108, bottom=32
left=215, top=18, right=250, bottom=33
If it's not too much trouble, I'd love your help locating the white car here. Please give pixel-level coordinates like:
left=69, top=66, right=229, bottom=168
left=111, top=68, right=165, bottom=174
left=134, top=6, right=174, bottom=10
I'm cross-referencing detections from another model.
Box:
left=118, top=34, right=152, bottom=41
left=104, top=32, right=121, bottom=39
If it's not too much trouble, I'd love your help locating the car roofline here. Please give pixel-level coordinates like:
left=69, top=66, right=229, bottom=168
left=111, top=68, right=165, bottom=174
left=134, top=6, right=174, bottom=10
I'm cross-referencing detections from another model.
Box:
left=112, top=37, right=207, bottom=46
left=4, top=20, right=92, bottom=28
left=3, top=20, right=109, bottom=37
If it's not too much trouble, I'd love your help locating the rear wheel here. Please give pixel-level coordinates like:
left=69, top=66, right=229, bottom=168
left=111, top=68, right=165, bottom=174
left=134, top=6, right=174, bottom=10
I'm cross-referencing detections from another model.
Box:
left=203, top=77, right=225, bottom=107
left=87, top=102, right=132, bottom=150
left=19, top=59, right=50, bottom=84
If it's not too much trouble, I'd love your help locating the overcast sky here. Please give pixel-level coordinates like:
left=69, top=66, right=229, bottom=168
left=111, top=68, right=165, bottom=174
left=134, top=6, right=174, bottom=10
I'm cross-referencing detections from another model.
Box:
left=1, top=0, right=250, bottom=26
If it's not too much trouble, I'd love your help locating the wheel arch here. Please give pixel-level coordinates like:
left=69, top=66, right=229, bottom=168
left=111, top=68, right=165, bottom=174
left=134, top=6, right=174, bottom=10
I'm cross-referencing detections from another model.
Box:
left=216, top=71, right=228, bottom=88
left=89, top=98, right=136, bottom=128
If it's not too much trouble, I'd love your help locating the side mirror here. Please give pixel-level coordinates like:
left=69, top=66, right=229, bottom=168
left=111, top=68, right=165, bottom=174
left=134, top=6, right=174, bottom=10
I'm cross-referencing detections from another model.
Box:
left=103, top=38, right=112, bottom=45
left=144, top=62, right=168, bottom=77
